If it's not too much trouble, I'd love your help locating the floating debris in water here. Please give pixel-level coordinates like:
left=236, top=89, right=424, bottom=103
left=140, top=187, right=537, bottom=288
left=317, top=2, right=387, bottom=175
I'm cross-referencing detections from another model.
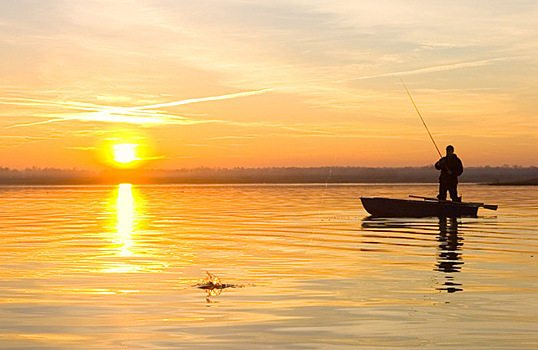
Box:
left=195, top=271, right=242, bottom=296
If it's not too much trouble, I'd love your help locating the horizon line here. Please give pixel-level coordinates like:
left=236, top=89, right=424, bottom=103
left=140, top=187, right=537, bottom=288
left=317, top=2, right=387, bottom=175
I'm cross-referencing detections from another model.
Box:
left=1, top=164, right=536, bottom=172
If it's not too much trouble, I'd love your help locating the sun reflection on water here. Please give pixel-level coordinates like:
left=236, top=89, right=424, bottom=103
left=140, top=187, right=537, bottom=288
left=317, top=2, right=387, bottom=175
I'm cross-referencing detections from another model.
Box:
left=101, top=183, right=143, bottom=274
left=116, top=183, right=135, bottom=257
left=103, top=183, right=171, bottom=275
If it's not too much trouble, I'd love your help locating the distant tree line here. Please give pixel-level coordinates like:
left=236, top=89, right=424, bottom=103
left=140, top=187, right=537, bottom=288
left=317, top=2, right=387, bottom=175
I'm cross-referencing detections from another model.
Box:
left=0, top=167, right=97, bottom=185
left=0, top=166, right=536, bottom=185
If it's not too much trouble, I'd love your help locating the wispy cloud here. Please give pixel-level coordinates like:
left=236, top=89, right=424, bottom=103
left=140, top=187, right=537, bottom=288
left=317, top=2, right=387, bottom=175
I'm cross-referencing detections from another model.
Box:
left=2, top=88, right=363, bottom=138
left=0, top=134, right=53, bottom=148
left=0, top=135, right=49, bottom=139
left=3, top=89, right=272, bottom=128
left=64, top=146, right=96, bottom=151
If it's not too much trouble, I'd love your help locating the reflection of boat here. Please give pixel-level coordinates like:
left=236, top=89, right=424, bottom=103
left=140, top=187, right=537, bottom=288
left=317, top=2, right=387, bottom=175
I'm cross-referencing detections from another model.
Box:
left=361, top=197, right=479, bottom=218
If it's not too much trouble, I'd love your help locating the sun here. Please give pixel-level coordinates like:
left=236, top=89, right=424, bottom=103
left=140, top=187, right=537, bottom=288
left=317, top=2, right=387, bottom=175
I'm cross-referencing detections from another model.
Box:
left=113, top=143, right=139, bottom=165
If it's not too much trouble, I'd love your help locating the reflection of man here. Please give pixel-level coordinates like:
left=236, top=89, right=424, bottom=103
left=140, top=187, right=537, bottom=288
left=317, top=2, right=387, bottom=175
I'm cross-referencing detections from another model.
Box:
left=436, top=217, right=463, bottom=293
left=435, top=145, right=463, bottom=202
left=437, top=217, right=463, bottom=274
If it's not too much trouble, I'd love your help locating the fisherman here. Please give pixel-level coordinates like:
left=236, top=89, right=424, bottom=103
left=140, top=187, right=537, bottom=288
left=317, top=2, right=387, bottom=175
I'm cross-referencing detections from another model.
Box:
left=435, top=145, right=463, bottom=202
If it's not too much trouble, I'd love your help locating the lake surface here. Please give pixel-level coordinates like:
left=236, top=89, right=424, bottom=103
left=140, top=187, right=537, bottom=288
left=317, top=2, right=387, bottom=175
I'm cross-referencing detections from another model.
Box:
left=0, top=184, right=536, bottom=349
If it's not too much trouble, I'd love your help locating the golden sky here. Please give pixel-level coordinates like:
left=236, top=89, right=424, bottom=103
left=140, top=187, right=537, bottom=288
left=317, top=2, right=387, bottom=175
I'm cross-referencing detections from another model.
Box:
left=1, top=0, right=537, bottom=169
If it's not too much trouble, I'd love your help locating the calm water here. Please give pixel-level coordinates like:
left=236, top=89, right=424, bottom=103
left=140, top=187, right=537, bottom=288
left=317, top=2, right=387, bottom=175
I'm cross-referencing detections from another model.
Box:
left=0, top=184, right=536, bottom=349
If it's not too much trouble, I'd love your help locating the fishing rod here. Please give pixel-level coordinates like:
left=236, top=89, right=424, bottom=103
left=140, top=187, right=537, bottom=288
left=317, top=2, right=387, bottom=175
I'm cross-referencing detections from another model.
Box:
left=401, top=80, right=442, bottom=158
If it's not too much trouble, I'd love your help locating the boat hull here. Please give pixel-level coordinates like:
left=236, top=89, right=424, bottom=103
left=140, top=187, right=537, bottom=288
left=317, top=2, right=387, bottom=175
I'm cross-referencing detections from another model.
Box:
left=361, top=197, right=478, bottom=218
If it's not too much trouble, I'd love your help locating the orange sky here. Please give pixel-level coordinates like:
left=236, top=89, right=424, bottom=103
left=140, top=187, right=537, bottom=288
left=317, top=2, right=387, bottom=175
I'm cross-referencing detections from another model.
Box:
left=1, top=1, right=537, bottom=169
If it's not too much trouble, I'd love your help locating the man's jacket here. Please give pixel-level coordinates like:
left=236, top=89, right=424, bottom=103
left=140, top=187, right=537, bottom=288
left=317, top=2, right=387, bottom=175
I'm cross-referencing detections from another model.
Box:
left=435, top=154, right=463, bottom=183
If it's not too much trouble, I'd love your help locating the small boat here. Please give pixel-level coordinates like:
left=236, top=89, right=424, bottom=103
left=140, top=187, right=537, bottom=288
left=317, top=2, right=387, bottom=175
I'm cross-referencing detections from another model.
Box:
left=360, top=196, right=496, bottom=218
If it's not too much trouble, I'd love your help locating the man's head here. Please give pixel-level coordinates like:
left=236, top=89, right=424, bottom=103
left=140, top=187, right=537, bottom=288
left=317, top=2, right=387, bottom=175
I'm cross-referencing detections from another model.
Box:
left=446, top=145, right=454, bottom=156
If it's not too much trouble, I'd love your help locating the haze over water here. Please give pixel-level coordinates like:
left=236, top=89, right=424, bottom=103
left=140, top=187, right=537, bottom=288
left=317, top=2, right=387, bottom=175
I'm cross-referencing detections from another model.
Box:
left=0, top=184, right=536, bottom=349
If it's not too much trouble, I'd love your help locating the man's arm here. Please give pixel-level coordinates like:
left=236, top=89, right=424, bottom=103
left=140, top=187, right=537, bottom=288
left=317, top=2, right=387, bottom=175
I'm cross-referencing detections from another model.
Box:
left=435, top=158, right=444, bottom=170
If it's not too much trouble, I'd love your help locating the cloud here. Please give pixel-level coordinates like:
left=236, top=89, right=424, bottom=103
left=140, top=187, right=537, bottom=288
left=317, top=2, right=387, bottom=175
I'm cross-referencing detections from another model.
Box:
left=64, top=146, right=96, bottom=151
left=3, top=88, right=272, bottom=128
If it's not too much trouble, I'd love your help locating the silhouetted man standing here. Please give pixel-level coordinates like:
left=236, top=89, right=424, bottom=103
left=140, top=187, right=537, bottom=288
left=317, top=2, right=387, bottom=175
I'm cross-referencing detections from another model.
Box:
left=435, top=145, right=463, bottom=202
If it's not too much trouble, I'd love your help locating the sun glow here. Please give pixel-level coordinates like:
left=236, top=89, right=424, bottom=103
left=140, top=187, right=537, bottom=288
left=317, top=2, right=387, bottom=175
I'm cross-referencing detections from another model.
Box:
left=113, top=143, right=139, bottom=164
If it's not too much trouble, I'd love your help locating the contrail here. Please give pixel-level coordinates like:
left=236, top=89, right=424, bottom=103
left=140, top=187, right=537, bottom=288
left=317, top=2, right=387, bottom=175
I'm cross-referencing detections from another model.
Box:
left=6, top=118, right=69, bottom=128
left=130, top=88, right=273, bottom=110
left=339, top=57, right=518, bottom=82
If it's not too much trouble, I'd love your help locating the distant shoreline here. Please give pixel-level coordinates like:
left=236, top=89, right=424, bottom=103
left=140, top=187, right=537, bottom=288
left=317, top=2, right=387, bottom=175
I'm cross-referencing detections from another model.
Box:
left=1, top=166, right=536, bottom=186
left=488, top=178, right=538, bottom=186
left=2, top=183, right=537, bottom=187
